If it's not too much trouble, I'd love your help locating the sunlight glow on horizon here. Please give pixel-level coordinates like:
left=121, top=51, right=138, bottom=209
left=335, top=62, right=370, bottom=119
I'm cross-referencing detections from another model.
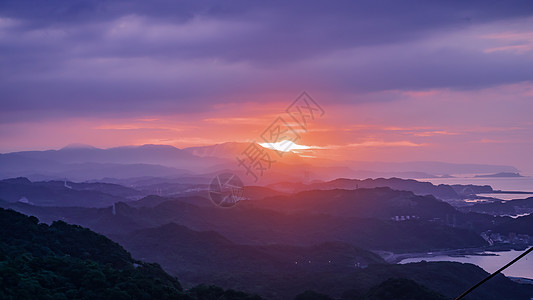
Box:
left=259, top=140, right=314, bottom=153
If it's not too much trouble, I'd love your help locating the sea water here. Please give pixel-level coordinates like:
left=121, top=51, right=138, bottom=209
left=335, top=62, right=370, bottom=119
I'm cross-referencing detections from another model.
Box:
left=408, top=176, right=533, bottom=279
left=399, top=250, right=533, bottom=279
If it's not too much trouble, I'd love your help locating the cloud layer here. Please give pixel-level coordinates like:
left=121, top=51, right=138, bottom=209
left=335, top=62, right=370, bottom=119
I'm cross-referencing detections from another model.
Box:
left=1, top=0, right=533, bottom=118
left=1, top=0, right=533, bottom=171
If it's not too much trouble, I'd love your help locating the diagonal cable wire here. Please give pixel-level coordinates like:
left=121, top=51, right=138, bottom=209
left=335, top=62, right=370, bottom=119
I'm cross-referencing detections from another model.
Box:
left=455, top=246, right=533, bottom=300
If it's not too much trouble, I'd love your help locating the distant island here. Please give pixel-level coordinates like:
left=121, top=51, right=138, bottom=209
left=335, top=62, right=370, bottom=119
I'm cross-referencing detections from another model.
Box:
left=474, top=172, right=524, bottom=178
left=439, top=174, right=456, bottom=178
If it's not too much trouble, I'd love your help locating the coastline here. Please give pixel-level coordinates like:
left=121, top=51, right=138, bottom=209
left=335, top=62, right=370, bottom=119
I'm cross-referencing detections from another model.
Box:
left=377, top=247, right=503, bottom=264
left=376, top=247, right=533, bottom=280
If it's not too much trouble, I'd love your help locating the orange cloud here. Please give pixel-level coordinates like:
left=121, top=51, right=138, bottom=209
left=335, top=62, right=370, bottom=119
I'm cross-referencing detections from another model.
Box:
left=476, top=139, right=507, bottom=144
left=325, top=140, right=426, bottom=149
left=413, top=130, right=459, bottom=137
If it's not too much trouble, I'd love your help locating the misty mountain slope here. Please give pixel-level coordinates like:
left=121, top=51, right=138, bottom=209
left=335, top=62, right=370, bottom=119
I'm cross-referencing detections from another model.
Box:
left=112, top=180, right=284, bottom=202
left=320, top=177, right=461, bottom=198
left=126, top=186, right=288, bottom=206
left=5, top=144, right=199, bottom=165
left=126, top=197, right=487, bottom=251
left=183, top=143, right=519, bottom=176
left=66, top=180, right=142, bottom=197
left=0, top=144, right=226, bottom=181
left=267, top=177, right=494, bottom=200
left=0, top=159, right=194, bottom=182
left=0, top=208, right=532, bottom=299
left=51, top=162, right=191, bottom=182
left=0, top=200, right=148, bottom=235
left=0, top=177, right=133, bottom=207
left=346, top=161, right=519, bottom=175
left=112, top=222, right=532, bottom=300
left=116, top=222, right=386, bottom=272
left=1, top=143, right=521, bottom=184
left=127, top=194, right=226, bottom=208
left=110, top=222, right=400, bottom=299
left=1, top=193, right=486, bottom=252
left=245, top=187, right=458, bottom=219
left=111, top=223, right=385, bottom=281
left=2, top=204, right=531, bottom=299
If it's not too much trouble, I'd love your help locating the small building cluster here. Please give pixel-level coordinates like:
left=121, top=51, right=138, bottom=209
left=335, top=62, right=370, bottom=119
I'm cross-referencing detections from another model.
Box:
left=481, top=230, right=533, bottom=246
left=391, top=215, right=418, bottom=221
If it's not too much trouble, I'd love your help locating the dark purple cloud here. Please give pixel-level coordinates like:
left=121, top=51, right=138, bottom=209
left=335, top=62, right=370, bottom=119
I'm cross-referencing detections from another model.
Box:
left=1, top=0, right=533, bottom=120
left=2, top=0, right=532, bottom=61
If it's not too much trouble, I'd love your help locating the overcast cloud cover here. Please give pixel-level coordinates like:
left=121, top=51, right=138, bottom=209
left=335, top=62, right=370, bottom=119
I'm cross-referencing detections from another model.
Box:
left=1, top=0, right=533, bottom=118
left=1, top=0, right=533, bottom=171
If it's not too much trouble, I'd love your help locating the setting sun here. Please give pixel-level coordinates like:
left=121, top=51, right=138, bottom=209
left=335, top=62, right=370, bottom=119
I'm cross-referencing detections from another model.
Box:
left=259, top=140, right=312, bottom=153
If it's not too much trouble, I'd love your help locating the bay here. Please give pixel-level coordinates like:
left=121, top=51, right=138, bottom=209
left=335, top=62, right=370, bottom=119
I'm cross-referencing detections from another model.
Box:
left=399, top=250, right=533, bottom=279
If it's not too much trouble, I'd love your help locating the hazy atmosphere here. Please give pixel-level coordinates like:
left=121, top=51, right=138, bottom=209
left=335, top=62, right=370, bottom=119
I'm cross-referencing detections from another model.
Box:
left=1, top=1, right=533, bottom=300
left=1, top=0, right=533, bottom=172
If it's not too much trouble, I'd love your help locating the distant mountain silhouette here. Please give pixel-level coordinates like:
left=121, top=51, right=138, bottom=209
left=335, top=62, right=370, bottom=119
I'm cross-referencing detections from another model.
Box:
left=246, top=187, right=458, bottom=219
left=266, top=177, right=494, bottom=199
left=347, top=161, right=519, bottom=175
left=61, top=143, right=98, bottom=149
left=94, top=175, right=494, bottom=203
left=0, top=177, right=142, bottom=207
left=111, top=221, right=533, bottom=299
left=1, top=143, right=520, bottom=183
left=17, top=144, right=198, bottom=164
left=474, top=172, right=524, bottom=178
left=0, top=193, right=486, bottom=252
left=112, top=222, right=385, bottom=298
left=0, top=144, right=223, bottom=181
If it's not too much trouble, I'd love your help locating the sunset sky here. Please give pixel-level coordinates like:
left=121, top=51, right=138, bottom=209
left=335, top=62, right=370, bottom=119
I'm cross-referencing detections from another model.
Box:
left=1, top=1, right=533, bottom=172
